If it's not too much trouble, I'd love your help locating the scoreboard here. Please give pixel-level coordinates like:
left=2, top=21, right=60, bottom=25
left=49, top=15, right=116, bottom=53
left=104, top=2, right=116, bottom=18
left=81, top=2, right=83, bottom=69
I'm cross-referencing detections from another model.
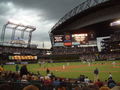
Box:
left=53, top=32, right=96, bottom=47
left=72, top=33, right=88, bottom=45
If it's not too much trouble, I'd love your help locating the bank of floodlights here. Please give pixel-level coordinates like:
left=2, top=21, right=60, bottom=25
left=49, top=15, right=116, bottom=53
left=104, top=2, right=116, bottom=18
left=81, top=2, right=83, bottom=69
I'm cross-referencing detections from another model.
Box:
left=110, top=19, right=120, bottom=26
left=0, top=21, right=36, bottom=47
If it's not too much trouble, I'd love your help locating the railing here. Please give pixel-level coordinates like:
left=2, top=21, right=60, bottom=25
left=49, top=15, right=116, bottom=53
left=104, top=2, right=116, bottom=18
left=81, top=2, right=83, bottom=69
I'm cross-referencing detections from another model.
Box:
left=50, top=0, right=109, bottom=32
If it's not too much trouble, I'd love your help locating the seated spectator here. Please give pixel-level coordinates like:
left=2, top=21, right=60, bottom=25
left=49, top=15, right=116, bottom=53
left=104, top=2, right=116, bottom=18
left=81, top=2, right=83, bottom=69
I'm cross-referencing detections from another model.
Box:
left=47, top=73, right=51, bottom=77
left=111, top=86, right=120, bottom=90
left=108, top=72, right=112, bottom=79
left=79, top=75, right=85, bottom=82
left=84, top=77, right=90, bottom=84
left=107, top=77, right=116, bottom=88
left=117, top=82, right=120, bottom=86
left=31, top=75, right=39, bottom=80
left=99, top=86, right=110, bottom=90
left=21, top=75, right=28, bottom=82
left=94, top=79, right=103, bottom=88
left=103, top=80, right=108, bottom=86
left=88, top=80, right=94, bottom=86
left=0, top=84, right=13, bottom=90
left=23, top=85, right=39, bottom=90
left=49, top=72, right=55, bottom=79
left=74, top=86, right=82, bottom=90
left=89, top=85, right=99, bottom=90
left=52, top=78, right=60, bottom=87
left=64, top=78, right=72, bottom=89
left=82, top=86, right=97, bottom=90
left=43, top=76, right=52, bottom=90
left=20, top=64, right=29, bottom=77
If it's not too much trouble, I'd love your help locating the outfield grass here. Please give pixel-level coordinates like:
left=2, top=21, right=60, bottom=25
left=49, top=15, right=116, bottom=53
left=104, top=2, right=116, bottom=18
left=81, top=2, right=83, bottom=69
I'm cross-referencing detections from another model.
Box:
left=4, top=60, right=120, bottom=82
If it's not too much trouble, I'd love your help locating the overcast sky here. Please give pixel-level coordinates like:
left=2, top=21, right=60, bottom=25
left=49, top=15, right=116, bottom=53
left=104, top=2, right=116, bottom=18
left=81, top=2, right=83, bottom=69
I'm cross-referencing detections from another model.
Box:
left=0, top=0, right=85, bottom=48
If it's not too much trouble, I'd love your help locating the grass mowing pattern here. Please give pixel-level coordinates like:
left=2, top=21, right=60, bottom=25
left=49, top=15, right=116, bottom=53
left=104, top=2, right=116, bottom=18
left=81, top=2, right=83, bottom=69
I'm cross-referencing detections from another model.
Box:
left=3, top=60, right=120, bottom=82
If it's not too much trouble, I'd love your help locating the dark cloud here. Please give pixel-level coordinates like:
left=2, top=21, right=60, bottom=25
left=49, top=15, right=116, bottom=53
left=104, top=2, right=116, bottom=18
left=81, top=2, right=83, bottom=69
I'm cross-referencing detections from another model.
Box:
left=4, top=0, right=85, bottom=20
left=0, top=0, right=85, bottom=48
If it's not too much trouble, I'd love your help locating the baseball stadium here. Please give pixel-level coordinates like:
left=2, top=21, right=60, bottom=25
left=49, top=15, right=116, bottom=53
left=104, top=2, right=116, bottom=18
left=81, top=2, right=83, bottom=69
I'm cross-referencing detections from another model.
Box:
left=0, top=0, right=120, bottom=90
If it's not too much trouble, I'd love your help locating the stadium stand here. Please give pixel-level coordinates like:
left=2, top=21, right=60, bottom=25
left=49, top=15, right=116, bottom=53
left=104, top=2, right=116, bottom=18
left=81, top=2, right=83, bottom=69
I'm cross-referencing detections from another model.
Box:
left=0, top=0, right=120, bottom=89
left=52, top=46, right=98, bottom=55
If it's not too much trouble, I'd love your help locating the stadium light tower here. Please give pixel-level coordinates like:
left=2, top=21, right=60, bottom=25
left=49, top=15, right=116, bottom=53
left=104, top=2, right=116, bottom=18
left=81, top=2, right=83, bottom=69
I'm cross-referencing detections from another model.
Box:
left=0, top=21, right=36, bottom=47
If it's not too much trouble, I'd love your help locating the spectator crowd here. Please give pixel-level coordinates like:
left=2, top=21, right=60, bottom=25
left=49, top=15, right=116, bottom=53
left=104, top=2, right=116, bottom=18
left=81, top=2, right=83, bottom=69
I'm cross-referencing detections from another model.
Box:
left=0, top=64, right=120, bottom=90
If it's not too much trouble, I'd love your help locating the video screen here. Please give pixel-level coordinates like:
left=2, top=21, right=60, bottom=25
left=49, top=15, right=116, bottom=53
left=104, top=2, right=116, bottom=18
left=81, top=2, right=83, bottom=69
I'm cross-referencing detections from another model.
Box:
left=72, top=33, right=88, bottom=45
left=54, top=35, right=64, bottom=43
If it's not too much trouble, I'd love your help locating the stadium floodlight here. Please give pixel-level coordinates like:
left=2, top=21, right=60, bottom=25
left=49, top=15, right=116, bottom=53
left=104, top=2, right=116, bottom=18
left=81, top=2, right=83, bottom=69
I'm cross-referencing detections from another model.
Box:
left=110, top=20, right=120, bottom=26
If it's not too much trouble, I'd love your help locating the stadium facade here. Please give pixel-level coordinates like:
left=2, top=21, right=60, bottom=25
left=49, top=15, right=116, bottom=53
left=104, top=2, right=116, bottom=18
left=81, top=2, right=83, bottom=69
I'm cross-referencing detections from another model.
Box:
left=49, top=0, right=120, bottom=52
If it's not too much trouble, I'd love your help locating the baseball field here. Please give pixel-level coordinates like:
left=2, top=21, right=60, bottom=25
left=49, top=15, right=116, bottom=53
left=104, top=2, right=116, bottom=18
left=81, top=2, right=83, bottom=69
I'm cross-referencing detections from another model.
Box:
left=4, top=60, right=120, bottom=82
